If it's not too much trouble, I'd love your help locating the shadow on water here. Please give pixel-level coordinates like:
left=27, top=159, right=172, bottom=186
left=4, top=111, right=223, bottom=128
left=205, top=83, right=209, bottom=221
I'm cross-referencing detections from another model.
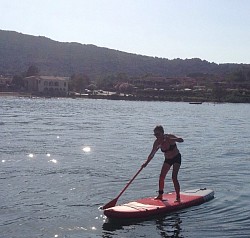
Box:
left=102, top=212, right=183, bottom=238
left=155, top=214, right=183, bottom=238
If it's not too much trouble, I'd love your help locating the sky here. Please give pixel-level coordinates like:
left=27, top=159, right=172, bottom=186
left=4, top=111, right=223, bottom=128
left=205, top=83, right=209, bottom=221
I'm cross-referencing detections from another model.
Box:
left=1, top=0, right=250, bottom=64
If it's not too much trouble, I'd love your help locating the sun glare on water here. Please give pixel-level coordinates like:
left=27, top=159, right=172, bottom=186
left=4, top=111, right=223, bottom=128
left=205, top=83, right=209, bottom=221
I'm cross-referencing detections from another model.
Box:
left=82, top=146, right=91, bottom=152
left=49, top=159, right=57, bottom=164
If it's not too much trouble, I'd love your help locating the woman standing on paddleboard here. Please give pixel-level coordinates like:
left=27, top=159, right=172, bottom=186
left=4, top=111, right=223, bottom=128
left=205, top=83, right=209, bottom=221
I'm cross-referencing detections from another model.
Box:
left=143, top=125, right=184, bottom=202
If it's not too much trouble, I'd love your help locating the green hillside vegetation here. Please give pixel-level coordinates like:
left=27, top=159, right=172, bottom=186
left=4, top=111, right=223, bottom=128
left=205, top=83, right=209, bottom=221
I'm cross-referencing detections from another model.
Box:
left=1, top=30, right=250, bottom=102
left=0, top=30, right=247, bottom=78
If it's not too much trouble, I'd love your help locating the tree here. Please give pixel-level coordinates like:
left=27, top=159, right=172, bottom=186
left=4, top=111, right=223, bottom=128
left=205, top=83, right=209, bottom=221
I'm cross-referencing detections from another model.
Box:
left=229, top=69, right=250, bottom=82
left=12, top=75, right=24, bottom=89
left=26, top=65, right=39, bottom=77
left=117, top=82, right=134, bottom=93
left=246, top=70, right=250, bottom=81
left=96, top=74, right=117, bottom=90
left=71, top=74, right=90, bottom=93
left=212, top=84, right=225, bottom=102
left=117, top=73, right=128, bottom=82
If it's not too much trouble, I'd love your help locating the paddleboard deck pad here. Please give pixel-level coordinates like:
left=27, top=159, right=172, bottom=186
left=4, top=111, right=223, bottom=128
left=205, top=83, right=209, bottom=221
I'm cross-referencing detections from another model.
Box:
left=104, top=188, right=214, bottom=220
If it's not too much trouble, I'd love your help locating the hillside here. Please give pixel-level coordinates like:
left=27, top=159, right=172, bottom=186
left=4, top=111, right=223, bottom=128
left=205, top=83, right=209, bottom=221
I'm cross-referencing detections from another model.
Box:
left=0, top=30, right=248, bottom=79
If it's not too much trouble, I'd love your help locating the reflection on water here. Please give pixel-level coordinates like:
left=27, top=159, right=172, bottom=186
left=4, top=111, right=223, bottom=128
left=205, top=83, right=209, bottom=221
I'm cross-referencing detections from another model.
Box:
left=102, top=213, right=183, bottom=238
left=28, top=153, right=34, bottom=158
left=49, top=159, right=58, bottom=164
left=82, top=146, right=91, bottom=153
left=155, top=214, right=183, bottom=238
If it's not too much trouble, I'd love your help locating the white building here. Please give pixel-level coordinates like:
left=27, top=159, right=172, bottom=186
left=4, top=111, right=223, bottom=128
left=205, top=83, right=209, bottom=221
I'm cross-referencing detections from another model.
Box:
left=24, top=76, right=69, bottom=96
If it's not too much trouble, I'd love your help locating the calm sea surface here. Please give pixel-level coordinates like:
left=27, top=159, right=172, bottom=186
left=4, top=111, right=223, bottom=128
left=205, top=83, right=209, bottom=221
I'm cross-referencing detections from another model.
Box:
left=1, top=97, right=250, bottom=238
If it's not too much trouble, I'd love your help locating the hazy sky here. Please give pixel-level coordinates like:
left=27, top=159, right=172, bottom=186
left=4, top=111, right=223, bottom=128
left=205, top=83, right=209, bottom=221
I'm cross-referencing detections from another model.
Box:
left=2, top=0, right=250, bottom=64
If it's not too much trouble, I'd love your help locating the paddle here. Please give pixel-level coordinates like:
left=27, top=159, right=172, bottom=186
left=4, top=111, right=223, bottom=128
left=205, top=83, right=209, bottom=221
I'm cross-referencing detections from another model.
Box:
left=102, top=166, right=144, bottom=209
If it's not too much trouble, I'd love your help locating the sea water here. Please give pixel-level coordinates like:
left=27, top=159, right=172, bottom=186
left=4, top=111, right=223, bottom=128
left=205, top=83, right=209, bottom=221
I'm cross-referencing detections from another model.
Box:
left=1, top=97, right=250, bottom=238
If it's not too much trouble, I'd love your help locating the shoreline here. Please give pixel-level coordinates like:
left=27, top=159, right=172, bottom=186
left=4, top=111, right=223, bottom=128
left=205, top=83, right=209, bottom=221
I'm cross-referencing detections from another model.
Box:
left=0, top=91, right=249, bottom=103
left=0, top=92, right=32, bottom=97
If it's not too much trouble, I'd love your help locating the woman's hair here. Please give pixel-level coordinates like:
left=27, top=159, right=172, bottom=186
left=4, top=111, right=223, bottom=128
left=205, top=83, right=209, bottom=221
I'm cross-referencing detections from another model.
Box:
left=154, top=125, right=164, bottom=134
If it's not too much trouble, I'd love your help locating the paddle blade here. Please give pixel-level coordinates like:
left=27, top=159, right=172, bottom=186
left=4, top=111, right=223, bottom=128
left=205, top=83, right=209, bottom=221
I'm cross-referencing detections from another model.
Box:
left=102, top=198, right=118, bottom=210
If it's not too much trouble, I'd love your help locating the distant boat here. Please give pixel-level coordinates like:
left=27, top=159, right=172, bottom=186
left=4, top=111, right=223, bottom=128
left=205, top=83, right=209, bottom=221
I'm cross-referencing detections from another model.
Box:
left=189, top=102, right=203, bottom=104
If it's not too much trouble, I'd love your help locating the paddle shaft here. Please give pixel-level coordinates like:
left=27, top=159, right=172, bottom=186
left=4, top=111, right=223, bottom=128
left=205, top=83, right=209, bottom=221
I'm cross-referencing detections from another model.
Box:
left=102, top=166, right=143, bottom=209
left=116, top=166, right=144, bottom=200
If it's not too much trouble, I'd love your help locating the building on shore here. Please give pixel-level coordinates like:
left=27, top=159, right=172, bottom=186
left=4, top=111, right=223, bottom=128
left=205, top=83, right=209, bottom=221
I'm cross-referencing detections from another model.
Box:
left=24, top=76, right=69, bottom=96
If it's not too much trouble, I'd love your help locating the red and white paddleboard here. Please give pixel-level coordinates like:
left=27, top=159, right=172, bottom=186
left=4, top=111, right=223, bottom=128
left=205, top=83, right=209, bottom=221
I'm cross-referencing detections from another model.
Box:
left=104, top=188, right=214, bottom=220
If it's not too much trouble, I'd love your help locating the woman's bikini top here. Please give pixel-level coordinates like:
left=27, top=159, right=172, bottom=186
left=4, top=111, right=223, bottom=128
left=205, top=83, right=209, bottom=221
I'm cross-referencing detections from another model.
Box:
left=161, top=143, right=176, bottom=153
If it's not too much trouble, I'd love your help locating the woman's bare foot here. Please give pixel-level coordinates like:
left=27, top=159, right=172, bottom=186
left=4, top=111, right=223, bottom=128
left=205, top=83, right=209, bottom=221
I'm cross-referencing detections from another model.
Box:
left=174, top=197, right=181, bottom=203
left=154, top=194, right=163, bottom=200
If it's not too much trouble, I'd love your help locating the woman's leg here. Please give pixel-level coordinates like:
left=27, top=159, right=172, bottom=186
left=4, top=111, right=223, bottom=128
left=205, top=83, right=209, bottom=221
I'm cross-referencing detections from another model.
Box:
left=172, top=163, right=181, bottom=201
left=156, top=162, right=171, bottom=199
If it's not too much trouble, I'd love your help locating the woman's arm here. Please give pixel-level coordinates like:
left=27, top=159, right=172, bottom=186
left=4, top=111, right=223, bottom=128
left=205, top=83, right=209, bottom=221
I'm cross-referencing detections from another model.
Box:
left=142, top=140, right=159, bottom=168
left=167, top=134, right=184, bottom=143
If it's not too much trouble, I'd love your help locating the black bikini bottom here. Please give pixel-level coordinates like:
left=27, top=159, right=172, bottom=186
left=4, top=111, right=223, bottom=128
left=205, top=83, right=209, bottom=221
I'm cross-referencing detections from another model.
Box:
left=164, top=153, right=181, bottom=166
